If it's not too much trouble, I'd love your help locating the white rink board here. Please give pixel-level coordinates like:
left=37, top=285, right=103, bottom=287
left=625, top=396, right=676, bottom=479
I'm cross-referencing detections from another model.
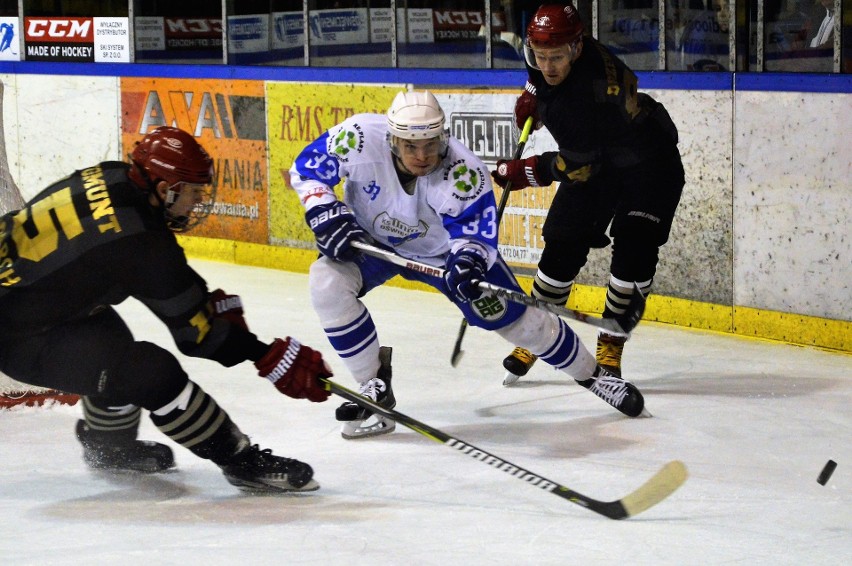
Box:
left=0, top=72, right=848, bottom=320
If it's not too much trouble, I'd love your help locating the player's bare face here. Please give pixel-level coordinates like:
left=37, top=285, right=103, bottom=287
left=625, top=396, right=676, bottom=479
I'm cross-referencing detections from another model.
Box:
left=395, top=138, right=444, bottom=176
left=168, top=182, right=209, bottom=217
left=531, top=43, right=581, bottom=85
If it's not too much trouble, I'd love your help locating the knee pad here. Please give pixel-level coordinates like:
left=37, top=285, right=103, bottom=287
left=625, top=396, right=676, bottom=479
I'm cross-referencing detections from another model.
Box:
left=102, top=341, right=189, bottom=411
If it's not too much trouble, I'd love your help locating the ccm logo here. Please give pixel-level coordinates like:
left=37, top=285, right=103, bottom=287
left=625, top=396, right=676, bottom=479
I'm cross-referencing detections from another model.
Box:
left=25, top=18, right=92, bottom=41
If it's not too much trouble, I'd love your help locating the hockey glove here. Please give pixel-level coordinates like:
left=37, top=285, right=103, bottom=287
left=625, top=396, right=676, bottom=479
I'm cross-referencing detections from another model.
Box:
left=305, top=201, right=366, bottom=261
left=209, top=289, right=248, bottom=331
left=493, top=156, right=547, bottom=190
left=514, top=82, right=542, bottom=131
left=256, top=338, right=332, bottom=403
left=444, top=248, right=488, bottom=303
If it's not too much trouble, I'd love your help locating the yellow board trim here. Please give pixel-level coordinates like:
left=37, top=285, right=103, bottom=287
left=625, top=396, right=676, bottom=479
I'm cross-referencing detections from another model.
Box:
left=178, top=236, right=850, bottom=353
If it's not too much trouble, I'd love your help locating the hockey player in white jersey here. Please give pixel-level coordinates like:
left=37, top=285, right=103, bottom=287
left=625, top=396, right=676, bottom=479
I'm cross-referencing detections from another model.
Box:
left=290, top=90, right=647, bottom=439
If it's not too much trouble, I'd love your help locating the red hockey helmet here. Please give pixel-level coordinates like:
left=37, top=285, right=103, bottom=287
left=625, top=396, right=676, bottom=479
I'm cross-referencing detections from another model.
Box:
left=128, top=127, right=215, bottom=232
left=129, top=126, right=213, bottom=188
left=525, top=4, right=584, bottom=49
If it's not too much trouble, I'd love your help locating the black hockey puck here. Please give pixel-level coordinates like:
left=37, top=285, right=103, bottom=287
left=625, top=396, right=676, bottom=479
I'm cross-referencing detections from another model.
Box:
left=817, top=460, right=837, bottom=485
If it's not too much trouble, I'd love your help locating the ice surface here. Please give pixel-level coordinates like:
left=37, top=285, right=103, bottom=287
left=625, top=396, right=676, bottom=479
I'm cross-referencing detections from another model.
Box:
left=1, top=258, right=849, bottom=565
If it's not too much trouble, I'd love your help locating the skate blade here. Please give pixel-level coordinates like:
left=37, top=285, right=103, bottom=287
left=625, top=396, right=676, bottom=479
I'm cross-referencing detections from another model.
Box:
left=229, top=478, right=320, bottom=494
left=341, top=415, right=396, bottom=439
left=503, top=371, right=521, bottom=386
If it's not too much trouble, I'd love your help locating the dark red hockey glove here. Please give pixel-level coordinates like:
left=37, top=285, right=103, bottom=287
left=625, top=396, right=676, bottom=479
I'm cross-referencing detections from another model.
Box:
left=493, top=156, right=545, bottom=190
left=209, top=289, right=248, bottom=331
left=514, top=82, right=542, bottom=131
left=255, top=338, right=332, bottom=403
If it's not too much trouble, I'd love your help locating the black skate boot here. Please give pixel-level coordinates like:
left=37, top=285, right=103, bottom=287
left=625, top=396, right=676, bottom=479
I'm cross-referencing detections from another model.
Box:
left=219, top=443, right=319, bottom=494
left=75, top=419, right=175, bottom=473
left=502, top=346, right=538, bottom=386
left=576, top=366, right=647, bottom=418
left=596, top=332, right=627, bottom=378
left=336, top=346, right=396, bottom=439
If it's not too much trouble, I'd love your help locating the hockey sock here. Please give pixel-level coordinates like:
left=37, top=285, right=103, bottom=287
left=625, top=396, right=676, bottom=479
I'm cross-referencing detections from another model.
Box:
left=149, top=381, right=249, bottom=465
left=603, top=274, right=651, bottom=318
left=323, top=307, right=381, bottom=382
left=81, top=396, right=142, bottom=442
left=532, top=270, right=573, bottom=305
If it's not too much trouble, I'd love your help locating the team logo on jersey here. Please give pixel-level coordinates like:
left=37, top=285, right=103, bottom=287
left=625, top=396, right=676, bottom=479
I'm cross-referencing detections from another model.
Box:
left=373, top=212, right=428, bottom=246
left=470, top=294, right=507, bottom=322
left=327, top=123, right=364, bottom=162
left=444, top=159, right=485, bottom=202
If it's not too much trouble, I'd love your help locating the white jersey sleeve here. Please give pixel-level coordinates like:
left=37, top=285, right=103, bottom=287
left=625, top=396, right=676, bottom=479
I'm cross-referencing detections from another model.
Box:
left=291, top=114, right=499, bottom=268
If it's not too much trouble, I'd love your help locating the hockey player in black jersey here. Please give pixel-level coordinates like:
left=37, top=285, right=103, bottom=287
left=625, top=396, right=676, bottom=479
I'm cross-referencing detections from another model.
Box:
left=494, top=4, right=685, bottom=387
left=0, top=126, right=332, bottom=493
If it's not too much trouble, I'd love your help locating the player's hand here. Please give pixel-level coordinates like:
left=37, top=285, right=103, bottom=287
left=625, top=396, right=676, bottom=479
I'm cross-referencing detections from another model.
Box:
left=305, top=201, right=366, bottom=261
left=444, top=248, right=487, bottom=303
left=493, top=156, right=545, bottom=190
left=256, top=338, right=332, bottom=402
left=514, top=82, right=542, bottom=131
left=209, top=289, right=248, bottom=331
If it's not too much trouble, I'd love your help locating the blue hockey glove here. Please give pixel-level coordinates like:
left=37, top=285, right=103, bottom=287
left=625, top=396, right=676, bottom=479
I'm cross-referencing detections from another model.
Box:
left=305, top=202, right=366, bottom=261
left=444, top=248, right=488, bottom=303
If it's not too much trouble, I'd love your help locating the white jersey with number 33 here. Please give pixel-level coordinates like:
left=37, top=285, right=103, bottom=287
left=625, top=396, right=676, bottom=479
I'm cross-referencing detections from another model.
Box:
left=290, top=113, right=498, bottom=268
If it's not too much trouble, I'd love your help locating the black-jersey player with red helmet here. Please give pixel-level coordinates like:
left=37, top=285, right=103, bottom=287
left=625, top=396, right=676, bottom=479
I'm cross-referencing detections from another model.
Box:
left=0, top=126, right=332, bottom=493
left=495, top=4, right=685, bottom=392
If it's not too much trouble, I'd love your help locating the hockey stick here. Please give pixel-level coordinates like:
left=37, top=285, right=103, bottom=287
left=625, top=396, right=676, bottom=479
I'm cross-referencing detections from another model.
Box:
left=321, top=376, right=688, bottom=519
left=351, top=241, right=645, bottom=335
left=451, top=116, right=534, bottom=367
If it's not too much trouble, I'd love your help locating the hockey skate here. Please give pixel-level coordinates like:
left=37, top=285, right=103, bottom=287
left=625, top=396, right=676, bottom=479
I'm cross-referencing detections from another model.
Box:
left=75, top=419, right=175, bottom=474
left=336, top=346, right=396, bottom=439
left=219, top=443, right=319, bottom=494
left=576, top=366, right=647, bottom=418
left=502, top=346, right=538, bottom=386
left=596, top=332, right=627, bottom=377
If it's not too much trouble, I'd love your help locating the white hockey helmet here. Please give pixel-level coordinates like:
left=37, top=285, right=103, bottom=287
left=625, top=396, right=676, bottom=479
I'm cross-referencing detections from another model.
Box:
left=386, top=90, right=450, bottom=156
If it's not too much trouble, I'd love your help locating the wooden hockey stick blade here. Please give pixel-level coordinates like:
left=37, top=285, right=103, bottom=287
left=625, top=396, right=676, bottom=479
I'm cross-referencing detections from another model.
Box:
left=617, top=460, right=689, bottom=518
left=321, top=377, right=687, bottom=519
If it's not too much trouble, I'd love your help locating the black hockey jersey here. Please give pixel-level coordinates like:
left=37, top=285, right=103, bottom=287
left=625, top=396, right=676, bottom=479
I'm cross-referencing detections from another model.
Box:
left=0, top=161, right=261, bottom=366
left=529, top=37, right=679, bottom=184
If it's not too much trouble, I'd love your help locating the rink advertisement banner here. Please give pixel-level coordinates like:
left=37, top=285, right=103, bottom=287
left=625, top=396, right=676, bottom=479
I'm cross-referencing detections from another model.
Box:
left=271, top=12, right=304, bottom=50
left=266, top=83, right=400, bottom=247
left=0, top=17, right=21, bottom=61
left=134, top=17, right=223, bottom=53
left=120, top=77, right=268, bottom=244
left=227, top=14, right=269, bottom=54
left=435, top=91, right=550, bottom=269
left=432, top=10, right=506, bottom=41
left=23, top=17, right=129, bottom=62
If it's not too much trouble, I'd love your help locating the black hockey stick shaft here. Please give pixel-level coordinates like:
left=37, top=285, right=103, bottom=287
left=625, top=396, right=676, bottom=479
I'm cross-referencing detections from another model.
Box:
left=451, top=117, right=534, bottom=367
left=351, top=241, right=645, bottom=335
left=321, top=377, right=687, bottom=519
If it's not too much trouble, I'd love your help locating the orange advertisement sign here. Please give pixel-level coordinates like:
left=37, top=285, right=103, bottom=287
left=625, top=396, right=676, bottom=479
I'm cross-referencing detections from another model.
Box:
left=266, top=82, right=401, bottom=248
left=120, top=77, right=267, bottom=243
